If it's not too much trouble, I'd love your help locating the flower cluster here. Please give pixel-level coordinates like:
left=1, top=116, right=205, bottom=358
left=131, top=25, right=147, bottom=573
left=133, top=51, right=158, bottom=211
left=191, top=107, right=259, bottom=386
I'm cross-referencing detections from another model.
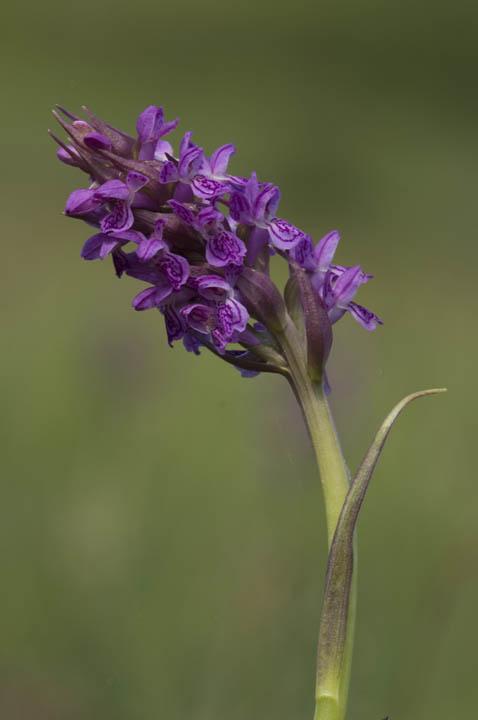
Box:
left=51, top=104, right=381, bottom=378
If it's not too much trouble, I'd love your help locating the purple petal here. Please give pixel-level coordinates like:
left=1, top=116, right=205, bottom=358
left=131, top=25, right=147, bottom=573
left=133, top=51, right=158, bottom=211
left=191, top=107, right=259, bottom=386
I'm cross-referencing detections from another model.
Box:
left=136, top=106, right=164, bottom=144
left=196, top=206, right=224, bottom=230
left=178, top=146, right=203, bottom=179
left=206, top=231, right=246, bottom=267
left=211, top=328, right=228, bottom=354
left=179, top=131, right=193, bottom=156
left=289, top=234, right=315, bottom=271
left=56, top=145, right=82, bottom=167
left=81, top=233, right=104, bottom=260
left=158, top=118, right=179, bottom=138
left=83, top=131, right=112, bottom=151
left=137, top=236, right=166, bottom=262
left=94, top=180, right=130, bottom=201
left=191, top=175, right=229, bottom=200
left=181, top=303, right=216, bottom=333
left=159, top=161, right=179, bottom=184
left=227, top=174, right=249, bottom=190
left=110, top=229, right=145, bottom=243
left=314, top=231, right=340, bottom=271
left=197, top=275, right=231, bottom=302
left=245, top=227, right=269, bottom=266
left=229, top=192, right=251, bottom=223
left=253, top=184, right=280, bottom=224
left=132, top=282, right=172, bottom=311
left=331, top=265, right=363, bottom=305
left=209, top=143, right=236, bottom=176
left=237, top=365, right=261, bottom=378
left=348, top=302, right=383, bottom=330
left=164, top=307, right=185, bottom=346
left=183, top=333, right=202, bottom=354
left=100, top=200, right=134, bottom=233
left=154, top=139, right=173, bottom=161
left=327, top=306, right=347, bottom=324
left=217, top=298, right=249, bottom=334
left=168, top=199, right=196, bottom=227
left=98, top=236, right=122, bottom=260
left=268, top=218, right=304, bottom=250
left=134, top=222, right=166, bottom=261
left=112, top=249, right=129, bottom=277
left=331, top=265, right=373, bottom=284
left=126, top=171, right=149, bottom=193
left=244, top=171, right=260, bottom=208
left=158, top=252, right=189, bottom=290
left=65, top=188, right=98, bottom=215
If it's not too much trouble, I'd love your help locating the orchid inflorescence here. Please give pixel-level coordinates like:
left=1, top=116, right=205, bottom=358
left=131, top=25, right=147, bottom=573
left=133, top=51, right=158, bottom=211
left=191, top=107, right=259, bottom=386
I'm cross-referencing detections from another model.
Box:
left=51, top=104, right=382, bottom=381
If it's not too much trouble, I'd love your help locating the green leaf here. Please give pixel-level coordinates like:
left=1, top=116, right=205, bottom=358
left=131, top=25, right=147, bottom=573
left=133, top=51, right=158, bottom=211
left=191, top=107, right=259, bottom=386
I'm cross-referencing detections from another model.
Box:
left=315, top=388, right=447, bottom=716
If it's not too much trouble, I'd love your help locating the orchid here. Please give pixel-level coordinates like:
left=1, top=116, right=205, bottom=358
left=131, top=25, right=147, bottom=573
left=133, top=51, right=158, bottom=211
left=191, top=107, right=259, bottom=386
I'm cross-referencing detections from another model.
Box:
left=51, top=103, right=445, bottom=720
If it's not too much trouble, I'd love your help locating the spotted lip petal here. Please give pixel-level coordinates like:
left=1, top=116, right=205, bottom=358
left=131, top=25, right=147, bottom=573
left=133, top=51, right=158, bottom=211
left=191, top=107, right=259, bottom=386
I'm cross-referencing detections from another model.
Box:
left=206, top=231, right=246, bottom=267
left=268, top=218, right=304, bottom=250
left=158, top=253, right=190, bottom=290
left=197, top=275, right=231, bottom=302
left=181, top=303, right=216, bottom=333
left=191, top=175, right=230, bottom=200
left=100, top=201, right=133, bottom=233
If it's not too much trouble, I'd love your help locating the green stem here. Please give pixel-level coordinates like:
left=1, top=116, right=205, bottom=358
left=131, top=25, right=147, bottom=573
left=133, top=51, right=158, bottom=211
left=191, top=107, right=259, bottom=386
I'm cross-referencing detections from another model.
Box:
left=277, top=319, right=357, bottom=720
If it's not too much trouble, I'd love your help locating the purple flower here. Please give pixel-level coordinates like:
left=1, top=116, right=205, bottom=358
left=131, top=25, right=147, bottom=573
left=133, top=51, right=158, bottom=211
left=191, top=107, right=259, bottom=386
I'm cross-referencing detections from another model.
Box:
left=81, top=229, right=145, bottom=261
left=322, top=266, right=382, bottom=330
left=167, top=199, right=246, bottom=268
left=136, top=105, right=179, bottom=161
left=159, top=132, right=231, bottom=201
left=200, top=143, right=236, bottom=182
left=230, top=171, right=305, bottom=255
left=130, top=250, right=190, bottom=310
left=135, top=219, right=168, bottom=263
left=66, top=171, right=150, bottom=233
left=291, top=231, right=381, bottom=330
left=181, top=297, right=249, bottom=354
left=167, top=199, right=223, bottom=235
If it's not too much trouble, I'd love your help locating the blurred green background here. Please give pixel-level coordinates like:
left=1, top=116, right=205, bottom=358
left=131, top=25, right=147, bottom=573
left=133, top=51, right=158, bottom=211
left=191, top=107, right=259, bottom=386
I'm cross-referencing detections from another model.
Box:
left=1, top=0, right=476, bottom=718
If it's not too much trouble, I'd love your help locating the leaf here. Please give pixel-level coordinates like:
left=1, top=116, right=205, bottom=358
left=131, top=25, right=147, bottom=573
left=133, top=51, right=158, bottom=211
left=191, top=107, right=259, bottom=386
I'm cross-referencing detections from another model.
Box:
left=315, top=388, right=447, bottom=710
